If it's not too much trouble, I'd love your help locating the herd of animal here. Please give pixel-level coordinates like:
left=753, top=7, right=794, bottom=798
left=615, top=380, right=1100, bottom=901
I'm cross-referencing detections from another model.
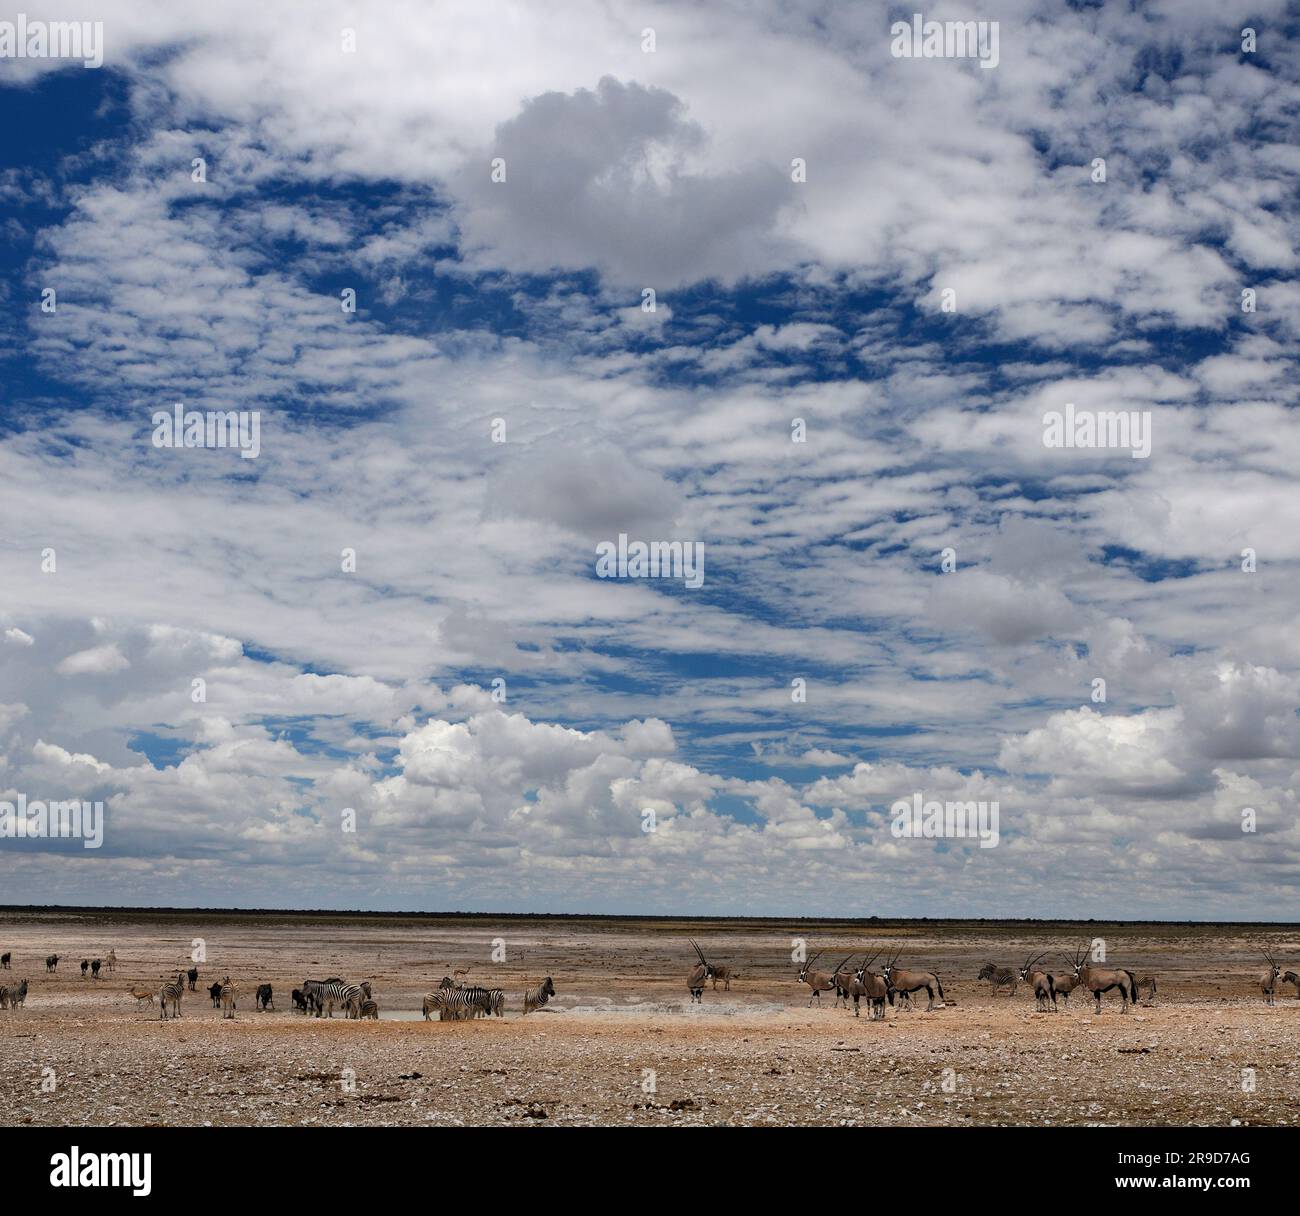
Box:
left=683, top=940, right=1299, bottom=1016
left=4, top=940, right=1297, bottom=1020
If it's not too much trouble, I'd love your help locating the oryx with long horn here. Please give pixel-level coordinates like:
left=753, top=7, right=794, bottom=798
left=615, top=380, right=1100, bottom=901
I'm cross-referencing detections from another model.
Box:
left=1017, top=951, right=1056, bottom=1012
left=848, top=948, right=890, bottom=1020
left=1063, top=945, right=1137, bottom=1015
left=687, top=939, right=712, bottom=1003
left=880, top=948, right=946, bottom=1011
left=798, top=951, right=851, bottom=1007
left=1259, top=949, right=1283, bottom=1005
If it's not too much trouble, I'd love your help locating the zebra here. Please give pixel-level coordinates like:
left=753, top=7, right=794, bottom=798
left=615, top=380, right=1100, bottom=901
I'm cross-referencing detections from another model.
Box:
left=358, top=998, right=379, bottom=1020
left=106, top=949, right=117, bottom=974
left=302, top=978, right=362, bottom=1018
left=425, top=986, right=494, bottom=1021
left=524, top=977, right=556, bottom=1015
left=7, top=979, right=27, bottom=1009
left=219, top=977, right=237, bottom=1019
left=977, top=962, right=1018, bottom=997
left=1135, top=974, right=1157, bottom=1005
left=159, top=973, right=185, bottom=1019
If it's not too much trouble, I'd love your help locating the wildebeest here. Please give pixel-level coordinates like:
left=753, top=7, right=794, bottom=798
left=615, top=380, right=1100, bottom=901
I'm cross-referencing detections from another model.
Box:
left=291, top=988, right=309, bottom=1013
left=91, top=958, right=102, bottom=980
left=187, top=967, right=199, bottom=992
left=208, top=981, right=223, bottom=1008
left=45, top=954, right=58, bottom=973
left=80, top=959, right=89, bottom=978
left=255, top=983, right=274, bottom=1011
left=0, top=952, right=9, bottom=970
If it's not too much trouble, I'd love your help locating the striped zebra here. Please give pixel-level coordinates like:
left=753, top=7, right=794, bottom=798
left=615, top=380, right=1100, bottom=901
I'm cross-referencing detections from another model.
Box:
left=159, top=972, right=185, bottom=1019
left=219, top=976, right=237, bottom=1019
left=302, top=978, right=362, bottom=1018
left=6, top=979, right=27, bottom=1010
left=424, top=986, right=495, bottom=1021
left=1135, top=974, right=1157, bottom=1004
left=977, top=962, right=1018, bottom=996
left=358, top=998, right=379, bottom=1020
left=523, top=977, right=555, bottom=1015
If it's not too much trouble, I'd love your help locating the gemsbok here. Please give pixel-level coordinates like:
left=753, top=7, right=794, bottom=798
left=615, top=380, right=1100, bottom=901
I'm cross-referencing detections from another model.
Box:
left=880, top=949, right=946, bottom=1012
left=1063, top=946, right=1137, bottom=1015
left=687, top=939, right=711, bottom=1003
left=1018, top=952, right=1056, bottom=1012
left=798, top=952, right=851, bottom=1007
left=848, top=950, right=890, bottom=1020
left=1259, top=950, right=1283, bottom=1005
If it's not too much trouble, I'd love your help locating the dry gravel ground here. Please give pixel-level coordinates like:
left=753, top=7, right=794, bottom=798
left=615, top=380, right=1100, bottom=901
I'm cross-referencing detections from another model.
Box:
left=1, top=911, right=1298, bottom=1127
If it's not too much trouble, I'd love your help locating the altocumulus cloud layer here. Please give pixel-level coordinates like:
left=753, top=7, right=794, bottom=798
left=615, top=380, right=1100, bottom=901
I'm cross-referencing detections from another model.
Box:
left=0, top=0, right=1298, bottom=916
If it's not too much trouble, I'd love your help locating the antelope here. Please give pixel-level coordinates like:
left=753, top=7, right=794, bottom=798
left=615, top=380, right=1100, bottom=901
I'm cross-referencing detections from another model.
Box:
left=797, top=952, right=851, bottom=1007
left=849, top=950, right=889, bottom=1020
left=977, top=962, right=1017, bottom=997
left=1063, top=946, right=1137, bottom=1014
left=1259, top=950, right=1282, bottom=1005
left=1018, top=952, right=1056, bottom=1012
left=833, top=956, right=859, bottom=1009
left=687, top=939, right=710, bottom=1003
left=127, top=987, right=155, bottom=1008
left=709, top=963, right=735, bottom=991
left=880, top=949, right=946, bottom=1011
left=1049, top=969, right=1081, bottom=1008
left=106, top=949, right=117, bottom=974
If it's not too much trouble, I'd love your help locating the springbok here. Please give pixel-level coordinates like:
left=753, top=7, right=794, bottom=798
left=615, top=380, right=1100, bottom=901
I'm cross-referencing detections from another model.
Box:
left=881, top=949, right=946, bottom=1011
left=1259, top=950, right=1283, bottom=1005
left=687, top=939, right=710, bottom=1003
left=1063, top=946, right=1137, bottom=1014
left=127, top=987, right=154, bottom=1008
left=1017, top=952, right=1056, bottom=1012
left=848, top=950, right=890, bottom=1020
left=797, top=952, right=850, bottom=1007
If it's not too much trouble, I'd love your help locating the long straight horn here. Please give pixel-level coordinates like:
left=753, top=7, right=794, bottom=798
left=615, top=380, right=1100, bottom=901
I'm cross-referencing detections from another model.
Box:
left=690, top=939, right=707, bottom=965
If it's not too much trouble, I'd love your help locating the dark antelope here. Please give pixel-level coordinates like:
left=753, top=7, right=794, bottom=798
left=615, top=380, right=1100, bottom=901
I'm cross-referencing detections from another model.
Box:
left=881, top=949, right=946, bottom=1011
left=1063, top=946, right=1137, bottom=1015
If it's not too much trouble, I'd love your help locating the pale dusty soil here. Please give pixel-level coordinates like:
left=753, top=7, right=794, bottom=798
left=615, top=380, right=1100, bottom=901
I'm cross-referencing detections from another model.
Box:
left=1, top=911, right=1298, bottom=1127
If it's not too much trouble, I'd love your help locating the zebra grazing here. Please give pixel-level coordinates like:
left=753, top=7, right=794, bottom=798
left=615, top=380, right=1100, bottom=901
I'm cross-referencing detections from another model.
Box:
left=977, top=962, right=1018, bottom=997
left=358, top=998, right=379, bottom=1020
left=524, top=977, right=556, bottom=1015
left=255, top=983, right=274, bottom=1011
left=1135, top=975, right=1157, bottom=1005
left=1, top=952, right=10, bottom=970
left=302, top=978, right=362, bottom=1018
left=159, top=973, right=185, bottom=1019
left=45, top=954, right=58, bottom=973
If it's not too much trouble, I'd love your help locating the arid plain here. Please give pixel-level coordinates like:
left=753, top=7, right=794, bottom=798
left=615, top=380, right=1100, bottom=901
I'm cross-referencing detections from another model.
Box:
left=1, top=910, right=1297, bottom=1127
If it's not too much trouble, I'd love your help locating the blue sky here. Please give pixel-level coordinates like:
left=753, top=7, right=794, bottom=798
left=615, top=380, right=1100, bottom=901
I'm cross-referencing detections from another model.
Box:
left=1, top=0, right=1298, bottom=917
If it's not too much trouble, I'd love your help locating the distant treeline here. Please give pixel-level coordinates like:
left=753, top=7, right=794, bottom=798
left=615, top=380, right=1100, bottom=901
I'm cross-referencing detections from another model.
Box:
left=0, top=905, right=1296, bottom=929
